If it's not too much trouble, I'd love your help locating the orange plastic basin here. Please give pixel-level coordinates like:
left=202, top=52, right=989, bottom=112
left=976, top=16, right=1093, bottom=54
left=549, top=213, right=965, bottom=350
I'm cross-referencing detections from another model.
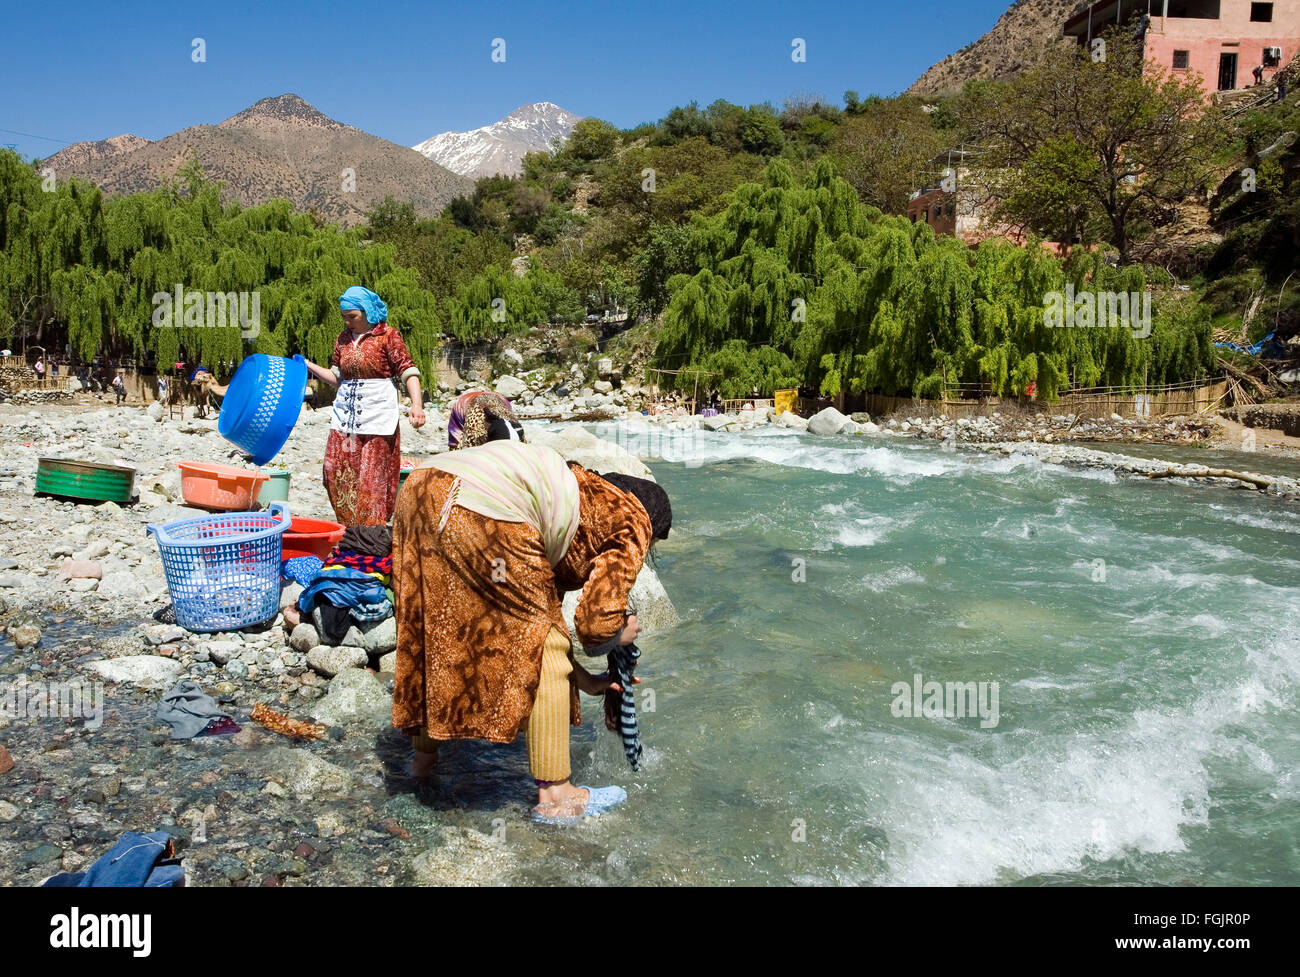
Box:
left=282, top=517, right=345, bottom=560
left=178, top=461, right=269, bottom=511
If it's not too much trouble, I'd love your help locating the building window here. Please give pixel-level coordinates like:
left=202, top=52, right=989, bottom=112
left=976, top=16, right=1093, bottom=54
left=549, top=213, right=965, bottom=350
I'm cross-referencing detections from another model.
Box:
left=1250, top=3, right=1273, bottom=22
left=1165, top=0, right=1221, bottom=18
left=1173, top=50, right=1190, bottom=69
left=1263, top=47, right=1282, bottom=68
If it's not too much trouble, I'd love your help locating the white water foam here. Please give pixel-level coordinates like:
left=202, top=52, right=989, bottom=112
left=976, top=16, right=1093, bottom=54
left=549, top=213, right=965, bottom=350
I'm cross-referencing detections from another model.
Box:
left=872, top=625, right=1300, bottom=886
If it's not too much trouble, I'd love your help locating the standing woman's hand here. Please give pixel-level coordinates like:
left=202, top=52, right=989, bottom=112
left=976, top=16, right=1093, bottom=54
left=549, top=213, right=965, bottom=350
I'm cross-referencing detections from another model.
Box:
left=302, top=358, right=339, bottom=388
left=408, top=405, right=426, bottom=429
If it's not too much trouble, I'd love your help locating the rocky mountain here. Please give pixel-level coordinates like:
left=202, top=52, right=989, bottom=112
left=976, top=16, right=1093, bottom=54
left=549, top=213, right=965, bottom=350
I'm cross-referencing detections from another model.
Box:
left=907, top=0, right=1086, bottom=97
left=44, top=134, right=152, bottom=172
left=42, top=94, right=472, bottom=227
left=412, top=102, right=582, bottom=179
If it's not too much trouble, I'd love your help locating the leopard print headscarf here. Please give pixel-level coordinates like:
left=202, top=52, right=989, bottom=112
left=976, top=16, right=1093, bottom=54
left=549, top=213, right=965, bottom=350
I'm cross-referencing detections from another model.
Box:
left=448, top=391, right=524, bottom=449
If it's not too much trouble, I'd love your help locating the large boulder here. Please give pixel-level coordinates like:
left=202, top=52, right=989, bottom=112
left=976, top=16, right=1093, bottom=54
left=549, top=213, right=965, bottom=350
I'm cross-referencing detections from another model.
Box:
left=525, top=425, right=652, bottom=479
left=306, top=645, right=367, bottom=678
left=493, top=375, right=528, bottom=400
left=88, top=656, right=184, bottom=691
left=310, top=669, right=390, bottom=727
left=775, top=411, right=809, bottom=432
left=264, top=749, right=353, bottom=799
left=807, top=407, right=850, bottom=436
left=561, top=563, right=679, bottom=653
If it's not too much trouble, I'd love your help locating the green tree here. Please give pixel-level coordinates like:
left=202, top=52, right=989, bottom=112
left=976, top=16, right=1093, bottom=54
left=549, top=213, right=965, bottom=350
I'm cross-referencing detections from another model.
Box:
left=965, top=31, right=1222, bottom=263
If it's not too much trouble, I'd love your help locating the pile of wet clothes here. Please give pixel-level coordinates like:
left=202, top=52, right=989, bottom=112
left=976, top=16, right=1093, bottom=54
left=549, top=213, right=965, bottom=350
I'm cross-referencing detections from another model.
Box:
left=287, top=526, right=394, bottom=644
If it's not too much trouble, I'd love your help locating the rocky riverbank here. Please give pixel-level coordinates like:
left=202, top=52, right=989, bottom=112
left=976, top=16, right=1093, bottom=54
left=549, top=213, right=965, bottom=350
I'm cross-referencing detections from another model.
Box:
left=0, top=400, right=677, bottom=887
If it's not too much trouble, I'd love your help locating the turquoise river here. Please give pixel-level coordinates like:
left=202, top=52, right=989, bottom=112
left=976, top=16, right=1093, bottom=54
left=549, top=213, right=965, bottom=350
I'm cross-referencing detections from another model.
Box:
left=514, top=421, right=1300, bottom=885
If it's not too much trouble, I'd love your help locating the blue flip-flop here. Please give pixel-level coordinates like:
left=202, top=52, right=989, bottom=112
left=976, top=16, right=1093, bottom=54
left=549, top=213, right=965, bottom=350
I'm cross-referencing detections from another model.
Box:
left=532, top=785, right=627, bottom=826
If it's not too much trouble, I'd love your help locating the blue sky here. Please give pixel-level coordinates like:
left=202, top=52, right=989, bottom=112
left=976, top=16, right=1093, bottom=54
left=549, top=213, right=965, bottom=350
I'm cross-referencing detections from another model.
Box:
left=4, top=0, right=1014, bottom=159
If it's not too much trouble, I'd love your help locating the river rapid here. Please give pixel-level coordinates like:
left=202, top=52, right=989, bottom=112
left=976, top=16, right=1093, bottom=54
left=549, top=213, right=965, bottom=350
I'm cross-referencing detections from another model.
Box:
left=560, top=422, right=1300, bottom=886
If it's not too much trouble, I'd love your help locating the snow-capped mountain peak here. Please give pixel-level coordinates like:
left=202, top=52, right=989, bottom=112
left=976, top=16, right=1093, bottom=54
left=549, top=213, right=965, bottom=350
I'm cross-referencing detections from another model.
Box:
left=412, top=102, right=582, bottom=179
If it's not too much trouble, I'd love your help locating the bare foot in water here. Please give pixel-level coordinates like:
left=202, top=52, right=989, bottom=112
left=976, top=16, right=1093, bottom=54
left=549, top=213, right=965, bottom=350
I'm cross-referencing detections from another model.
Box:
left=535, top=781, right=589, bottom=819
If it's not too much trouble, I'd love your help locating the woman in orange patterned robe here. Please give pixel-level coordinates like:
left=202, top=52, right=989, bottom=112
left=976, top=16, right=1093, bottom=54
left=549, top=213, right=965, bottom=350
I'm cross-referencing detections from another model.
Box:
left=391, top=440, right=671, bottom=820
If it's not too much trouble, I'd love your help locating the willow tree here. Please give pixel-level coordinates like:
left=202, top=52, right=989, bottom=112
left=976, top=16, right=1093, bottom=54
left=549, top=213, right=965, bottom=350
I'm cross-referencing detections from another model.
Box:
left=0, top=151, right=448, bottom=378
left=654, top=155, right=1215, bottom=401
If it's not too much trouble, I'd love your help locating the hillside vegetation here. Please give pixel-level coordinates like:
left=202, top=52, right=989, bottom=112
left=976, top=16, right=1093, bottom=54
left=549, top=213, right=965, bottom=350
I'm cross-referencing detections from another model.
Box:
left=2, top=33, right=1295, bottom=402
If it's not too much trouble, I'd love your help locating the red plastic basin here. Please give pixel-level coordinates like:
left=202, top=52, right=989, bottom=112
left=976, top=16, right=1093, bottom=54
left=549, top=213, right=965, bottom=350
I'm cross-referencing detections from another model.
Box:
left=281, top=517, right=345, bottom=560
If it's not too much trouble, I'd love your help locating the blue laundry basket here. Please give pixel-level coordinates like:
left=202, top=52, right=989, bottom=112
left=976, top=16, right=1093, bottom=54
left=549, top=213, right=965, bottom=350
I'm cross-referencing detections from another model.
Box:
left=218, top=355, right=309, bottom=465
left=147, top=502, right=291, bottom=632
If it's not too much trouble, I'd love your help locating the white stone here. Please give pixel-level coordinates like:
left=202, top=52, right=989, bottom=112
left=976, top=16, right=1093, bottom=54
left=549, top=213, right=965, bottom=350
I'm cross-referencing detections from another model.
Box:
left=310, top=668, right=391, bottom=727
left=289, top=622, right=319, bottom=653
left=267, top=749, right=353, bottom=799
left=204, top=641, right=240, bottom=666
left=524, top=425, right=652, bottom=479
left=306, top=644, right=367, bottom=678
left=494, top=375, right=528, bottom=399
left=88, top=656, right=184, bottom=691
left=807, top=407, right=850, bottom=436
left=561, top=563, right=678, bottom=652
left=775, top=411, right=809, bottom=432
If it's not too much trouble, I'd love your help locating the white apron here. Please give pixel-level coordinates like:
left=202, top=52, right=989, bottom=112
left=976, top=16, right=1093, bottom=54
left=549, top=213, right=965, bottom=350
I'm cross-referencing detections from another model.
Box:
left=330, top=378, right=398, bottom=436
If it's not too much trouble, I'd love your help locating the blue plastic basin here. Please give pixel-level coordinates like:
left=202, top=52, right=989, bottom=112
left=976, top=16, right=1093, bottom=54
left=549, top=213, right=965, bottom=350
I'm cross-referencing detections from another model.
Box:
left=218, top=355, right=308, bottom=465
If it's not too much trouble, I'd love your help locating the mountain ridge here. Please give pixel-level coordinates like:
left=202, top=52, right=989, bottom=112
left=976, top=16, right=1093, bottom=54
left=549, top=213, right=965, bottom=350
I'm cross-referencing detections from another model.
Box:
left=43, top=93, right=471, bottom=227
left=907, top=0, right=1086, bottom=97
left=412, top=101, right=582, bottom=178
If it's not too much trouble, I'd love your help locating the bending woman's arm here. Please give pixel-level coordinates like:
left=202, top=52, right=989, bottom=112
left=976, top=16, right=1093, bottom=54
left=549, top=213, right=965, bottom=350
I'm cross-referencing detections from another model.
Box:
left=571, top=474, right=654, bottom=655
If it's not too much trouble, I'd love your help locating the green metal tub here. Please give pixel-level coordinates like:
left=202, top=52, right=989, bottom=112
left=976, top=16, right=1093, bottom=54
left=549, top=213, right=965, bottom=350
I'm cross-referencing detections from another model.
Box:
left=36, top=458, right=137, bottom=503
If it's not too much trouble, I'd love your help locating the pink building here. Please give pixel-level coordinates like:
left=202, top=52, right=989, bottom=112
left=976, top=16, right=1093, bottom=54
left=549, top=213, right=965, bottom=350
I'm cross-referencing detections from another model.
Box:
left=1064, top=0, right=1300, bottom=98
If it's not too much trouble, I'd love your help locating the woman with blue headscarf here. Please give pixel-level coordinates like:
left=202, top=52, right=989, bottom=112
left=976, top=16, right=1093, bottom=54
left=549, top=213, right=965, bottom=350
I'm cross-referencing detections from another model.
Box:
left=302, top=286, right=426, bottom=525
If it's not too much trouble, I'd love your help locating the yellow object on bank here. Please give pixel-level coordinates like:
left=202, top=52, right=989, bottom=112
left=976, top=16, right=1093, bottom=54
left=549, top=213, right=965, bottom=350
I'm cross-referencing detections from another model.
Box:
left=774, top=389, right=798, bottom=416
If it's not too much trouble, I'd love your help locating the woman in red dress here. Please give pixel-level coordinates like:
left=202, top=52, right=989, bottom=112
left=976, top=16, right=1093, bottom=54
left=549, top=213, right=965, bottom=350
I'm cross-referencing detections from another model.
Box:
left=303, top=287, right=426, bottom=525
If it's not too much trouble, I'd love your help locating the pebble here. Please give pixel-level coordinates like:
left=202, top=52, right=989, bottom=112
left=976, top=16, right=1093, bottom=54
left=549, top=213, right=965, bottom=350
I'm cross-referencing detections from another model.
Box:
left=205, top=641, right=240, bottom=665
left=20, top=843, right=64, bottom=869
left=12, top=624, right=41, bottom=649
left=0, top=800, right=19, bottom=820
left=147, top=624, right=187, bottom=645
left=289, top=622, right=319, bottom=653
left=223, top=660, right=249, bottom=680
left=0, top=744, right=13, bottom=775
left=58, top=559, right=102, bottom=580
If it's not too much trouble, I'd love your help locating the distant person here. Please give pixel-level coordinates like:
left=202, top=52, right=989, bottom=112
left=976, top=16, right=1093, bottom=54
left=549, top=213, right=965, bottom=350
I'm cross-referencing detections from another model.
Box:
left=1279, top=76, right=1289, bottom=101
left=1254, top=64, right=1265, bottom=86
left=33, top=358, right=44, bottom=381
left=112, top=373, right=126, bottom=405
